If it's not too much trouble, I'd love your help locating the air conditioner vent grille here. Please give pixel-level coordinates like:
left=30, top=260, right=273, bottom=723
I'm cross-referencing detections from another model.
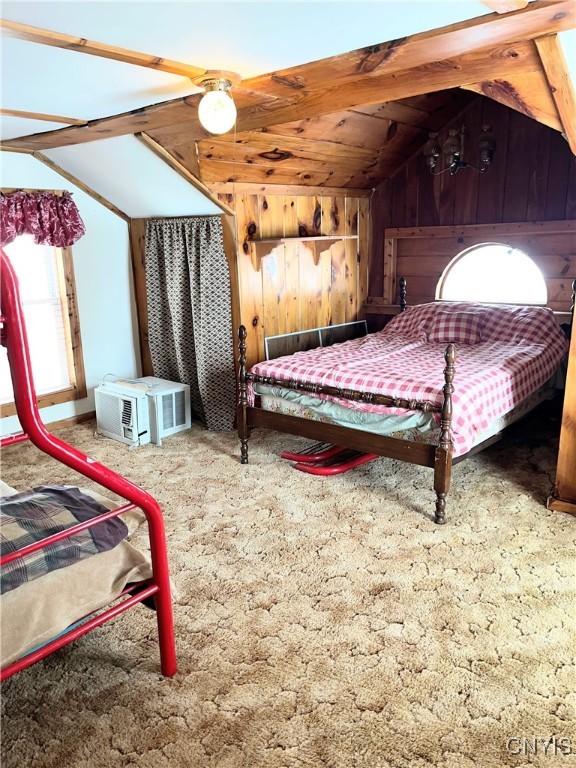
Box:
left=162, top=394, right=174, bottom=429
left=121, top=399, right=132, bottom=426
left=174, top=390, right=186, bottom=426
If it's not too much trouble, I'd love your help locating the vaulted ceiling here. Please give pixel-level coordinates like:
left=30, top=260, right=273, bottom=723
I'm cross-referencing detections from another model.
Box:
left=1, top=1, right=575, bottom=202
left=147, top=90, right=477, bottom=191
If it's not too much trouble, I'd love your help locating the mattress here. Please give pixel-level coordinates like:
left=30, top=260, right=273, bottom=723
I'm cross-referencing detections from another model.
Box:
left=0, top=481, right=152, bottom=668
left=255, top=377, right=558, bottom=451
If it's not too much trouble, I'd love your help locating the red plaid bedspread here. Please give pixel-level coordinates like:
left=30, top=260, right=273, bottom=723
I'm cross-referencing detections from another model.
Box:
left=249, top=302, right=568, bottom=457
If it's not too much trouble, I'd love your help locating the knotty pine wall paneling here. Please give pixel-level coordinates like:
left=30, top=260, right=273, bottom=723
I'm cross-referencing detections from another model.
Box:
left=221, top=192, right=370, bottom=367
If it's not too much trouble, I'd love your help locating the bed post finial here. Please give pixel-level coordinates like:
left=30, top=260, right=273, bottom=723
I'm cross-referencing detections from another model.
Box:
left=434, top=343, right=455, bottom=525
left=399, top=277, right=407, bottom=312
left=238, top=325, right=249, bottom=464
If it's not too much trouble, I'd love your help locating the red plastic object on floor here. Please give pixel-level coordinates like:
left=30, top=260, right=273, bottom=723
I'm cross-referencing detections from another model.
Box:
left=281, top=440, right=379, bottom=475
left=0, top=248, right=177, bottom=681
left=280, top=443, right=346, bottom=463
left=293, top=451, right=379, bottom=475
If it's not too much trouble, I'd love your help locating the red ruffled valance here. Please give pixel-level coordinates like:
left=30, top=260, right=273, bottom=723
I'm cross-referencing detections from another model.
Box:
left=0, top=190, right=85, bottom=247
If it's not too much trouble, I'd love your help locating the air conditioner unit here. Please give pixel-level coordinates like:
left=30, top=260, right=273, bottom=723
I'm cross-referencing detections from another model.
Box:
left=95, top=383, right=151, bottom=446
left=140, top=376, right=191, bottom=446
left=95, top=376, right=191, bottom=447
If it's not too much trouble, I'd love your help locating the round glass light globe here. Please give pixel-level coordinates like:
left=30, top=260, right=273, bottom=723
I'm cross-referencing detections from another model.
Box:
left=198, top=90, right=237, bottom=135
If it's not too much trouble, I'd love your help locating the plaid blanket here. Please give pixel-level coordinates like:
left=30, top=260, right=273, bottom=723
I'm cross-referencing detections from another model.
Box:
left=0, top=485, right=128, bottom=594
left=250, top=302, right=567, bottom=457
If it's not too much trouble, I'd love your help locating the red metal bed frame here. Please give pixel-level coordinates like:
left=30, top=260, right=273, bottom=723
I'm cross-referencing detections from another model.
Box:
left=0, top=247, right=177, bottom=681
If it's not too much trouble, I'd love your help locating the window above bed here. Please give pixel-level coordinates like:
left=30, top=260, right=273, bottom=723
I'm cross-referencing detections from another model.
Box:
left=436, top=243, right=547, bottom=305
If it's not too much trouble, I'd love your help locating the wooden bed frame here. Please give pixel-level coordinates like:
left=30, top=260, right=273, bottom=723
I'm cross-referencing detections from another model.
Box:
left=236, top=278, right=574, bottom=524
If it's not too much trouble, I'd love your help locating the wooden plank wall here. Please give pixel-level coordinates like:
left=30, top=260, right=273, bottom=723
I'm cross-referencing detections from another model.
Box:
left=369, top=96, right=576, bottom=309
left=382, top=221, right=575, bottom=311
left=129, top=219, right=152, bottom=375
left=550, top=313, right=576, bottom=512
left=218, top=192, right=370, bottom=368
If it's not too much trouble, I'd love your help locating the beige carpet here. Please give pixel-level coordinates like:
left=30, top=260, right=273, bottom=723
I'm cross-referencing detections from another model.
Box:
left=1, top=403, right=574, bottom=768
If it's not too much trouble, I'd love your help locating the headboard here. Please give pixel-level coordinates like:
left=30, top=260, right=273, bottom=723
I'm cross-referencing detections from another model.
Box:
left=371, top=221, right=576, bottom=314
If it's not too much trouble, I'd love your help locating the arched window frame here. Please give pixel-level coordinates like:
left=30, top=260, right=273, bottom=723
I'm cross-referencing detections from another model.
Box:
left=435, top=241, right=548, bottom=306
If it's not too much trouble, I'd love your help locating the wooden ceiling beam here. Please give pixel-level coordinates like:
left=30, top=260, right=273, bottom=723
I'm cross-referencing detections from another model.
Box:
left=0, top=107, right=86, bottom=125
left=233, top=42, right=541, bottom=133
left=3, top=1, right=574, bottom=151
left=0, top=85, right=276, bottom=151
left=462, top=80, right=561, bottom=130
left=461, top=47, right=564, bottom=132
left=0, top=18, right=208, bottom=80
left=534, top=33, right=576, bottom=153
left=0, top=144, right=34, bottom=154
left=239, top=0, right=575, bottom=99
left=2, top=40, right=540, bottom=152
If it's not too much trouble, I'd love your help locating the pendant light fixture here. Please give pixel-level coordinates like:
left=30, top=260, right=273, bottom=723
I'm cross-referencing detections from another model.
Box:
left=196, top=71, right=240, bottom=135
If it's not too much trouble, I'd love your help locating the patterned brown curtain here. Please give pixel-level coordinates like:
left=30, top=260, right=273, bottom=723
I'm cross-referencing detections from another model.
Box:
left=145, top=216, right=236, bottom=431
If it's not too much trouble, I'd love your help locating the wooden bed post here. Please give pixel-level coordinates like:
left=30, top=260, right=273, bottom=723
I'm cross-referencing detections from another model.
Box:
left=238, top=325, right=249, bottom=464
left=399, top=276, right=407, bottom=312
left=547, top=278, right=576, bottom=515
left=434, top=343, right=455, bottom=524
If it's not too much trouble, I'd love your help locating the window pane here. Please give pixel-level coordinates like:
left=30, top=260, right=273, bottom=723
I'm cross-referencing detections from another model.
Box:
left=0, top=236, right=72, bottom=404
left=438, top=244, right=547, bottom=305
left=24, top=304, right=71, bottom=394
left=4, top=235, right=58, bottom=303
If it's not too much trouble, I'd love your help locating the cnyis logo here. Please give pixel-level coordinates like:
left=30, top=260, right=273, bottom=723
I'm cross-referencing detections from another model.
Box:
left=506, top=736, right=573, bottom=757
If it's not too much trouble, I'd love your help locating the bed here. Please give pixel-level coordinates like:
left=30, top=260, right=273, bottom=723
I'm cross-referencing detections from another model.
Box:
left=237, top=284, right=571, bottom=524
left=0, top=481, right=153, bottom=668
left=0, top=247, right=176, bottom=680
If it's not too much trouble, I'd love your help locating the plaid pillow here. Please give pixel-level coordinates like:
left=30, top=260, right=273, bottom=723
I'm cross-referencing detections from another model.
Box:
left=1, top=486, right=129, bottom=594
left=423, top=310, right=484, bottom=344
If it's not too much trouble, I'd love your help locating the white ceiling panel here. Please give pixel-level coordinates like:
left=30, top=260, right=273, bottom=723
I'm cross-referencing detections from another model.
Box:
left=1, top=2, right=490, bottom=76
left=1, top=37, right=199, bottom=123
left=0, top=115, right=71, bottom=140
left=43, top=136, right=221, bottom=218
left=1, top=1, right=491, bottom=138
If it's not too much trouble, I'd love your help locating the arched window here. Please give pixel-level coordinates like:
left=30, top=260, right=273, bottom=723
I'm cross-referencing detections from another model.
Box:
left=436, top=243, right=547, bottom=305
